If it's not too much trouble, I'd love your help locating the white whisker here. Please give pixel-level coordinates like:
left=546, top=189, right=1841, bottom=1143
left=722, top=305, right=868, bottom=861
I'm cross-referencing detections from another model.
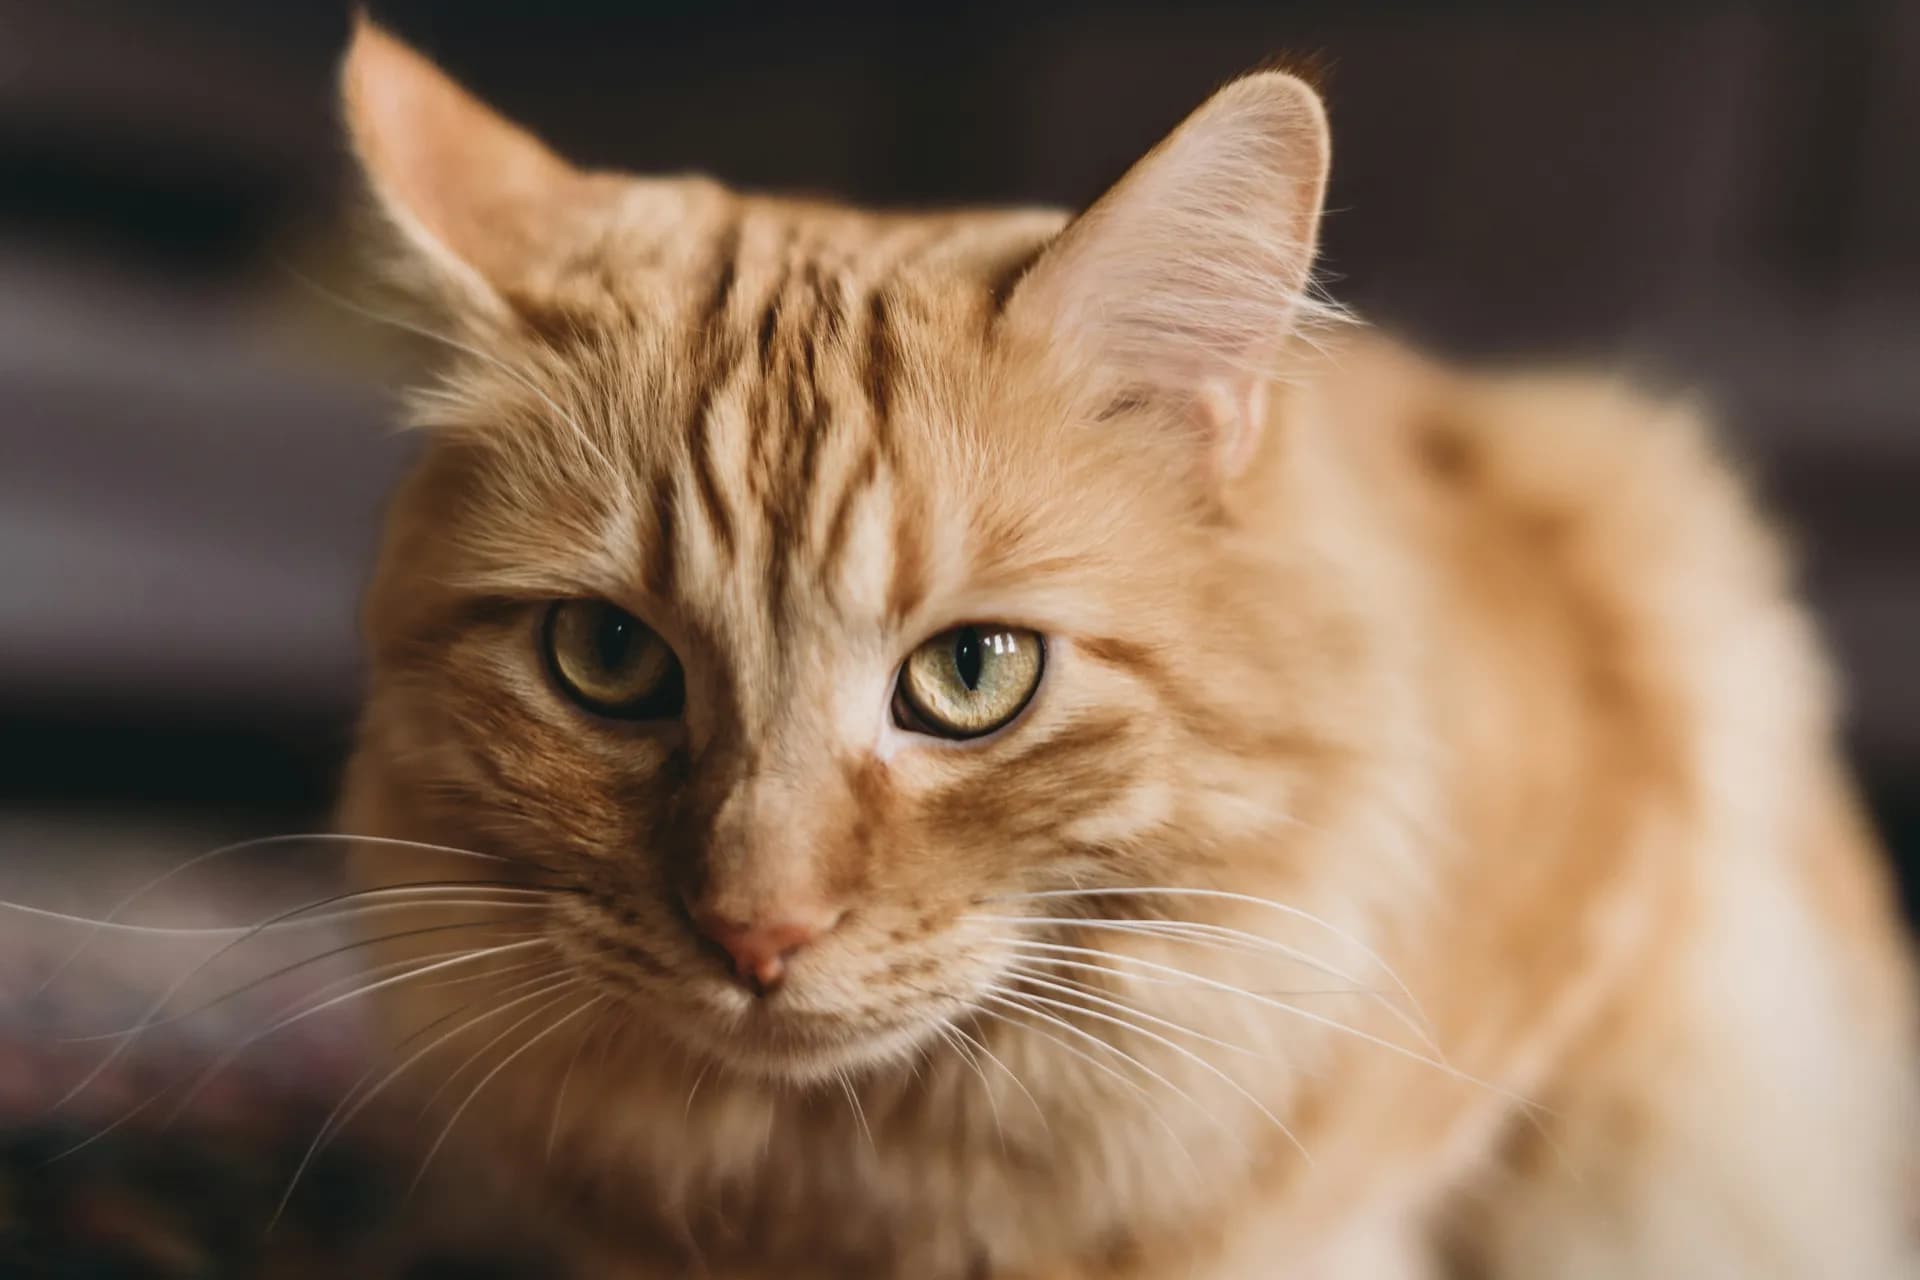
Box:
left=975, top=912, right=1439, bottom=1056
left=947, top=1018, right=1048, bottom=1132
left=989, top=936, right=1545, bottom=1117
left=50, top=881, right=554, bottom=1111
left=408, top=988, right=602, bottom=1198
left=54, top=943, right=559, bottom=1168
left=979, top=988, right=1221, bottom=1135
left=155, top=939, right=556, bottom=1132
left=989, top=886, right=1433, bottom=1039
left=548, top=1005, right=609, bottom=1163
left=971, top=1002, right=1201, bottom=1184
left=931, top=1021, right=1005, bottom=1153
left=62, top=915, right=552, bottom=1044
left=998, top=977, right=1309, bottom=1164
left=413, top=976, right=587, bottom=1120
left=836, top=1067, right=877, bottom=1154
left=271, top=968, right=583, bottom=1228
left=683, top=1060, right=712, bottom=1122
left=33, top=830, right=557, bottom=997
left=1002, top=964, right=1260, bottom=1062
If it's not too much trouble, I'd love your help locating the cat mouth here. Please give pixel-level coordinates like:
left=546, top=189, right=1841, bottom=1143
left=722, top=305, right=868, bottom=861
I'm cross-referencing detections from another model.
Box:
left=662, top=989, right=946, bottom=1082
left=562, top=917, right=964, bottom=1080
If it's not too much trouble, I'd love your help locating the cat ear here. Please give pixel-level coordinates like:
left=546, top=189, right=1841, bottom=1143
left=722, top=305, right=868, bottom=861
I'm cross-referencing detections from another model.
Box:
left=338, top=13, right=614, bottom=320
left=1005, top=72, right=1332, bottom=480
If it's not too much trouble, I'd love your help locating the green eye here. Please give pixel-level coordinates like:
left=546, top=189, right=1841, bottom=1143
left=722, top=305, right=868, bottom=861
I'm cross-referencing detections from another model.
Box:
left=544, top=600, right=684, bottom=720
left=894, top=625, right=1045, bottom=739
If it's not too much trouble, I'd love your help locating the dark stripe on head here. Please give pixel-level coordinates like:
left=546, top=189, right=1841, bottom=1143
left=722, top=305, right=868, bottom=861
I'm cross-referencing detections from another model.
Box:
left=790, top=378, right=832, bottom=532
left=753, top=231, right=801, bottom=367
left=808, top=262, right=846, bottom=346
left=686, top=343, right=740, bottom=560
left=643, top=474, right=679, bottom=598
left=756, top=294, right=783, bottom=364
left=697, top=218, right=744, bottom=335
left=865, top=288, right=897, bottom=440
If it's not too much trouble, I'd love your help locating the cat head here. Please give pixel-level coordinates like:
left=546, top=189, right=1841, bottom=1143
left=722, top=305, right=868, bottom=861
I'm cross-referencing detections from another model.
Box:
left=340, top=16, right=1387, bottom=1085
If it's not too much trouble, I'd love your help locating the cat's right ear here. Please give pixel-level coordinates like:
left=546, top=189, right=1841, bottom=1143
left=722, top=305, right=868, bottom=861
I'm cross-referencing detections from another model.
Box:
left=339, top=12, right=614, bottom=323
left=1003, top=71, right=1333, bottom=483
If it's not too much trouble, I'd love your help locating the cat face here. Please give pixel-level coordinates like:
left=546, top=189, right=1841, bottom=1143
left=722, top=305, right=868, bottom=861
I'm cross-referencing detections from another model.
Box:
left=341, top=18, right=1362, bottom=1083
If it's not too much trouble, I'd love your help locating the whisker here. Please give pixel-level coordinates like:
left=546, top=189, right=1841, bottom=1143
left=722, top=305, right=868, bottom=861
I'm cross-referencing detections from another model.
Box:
left=996, top=978, right=1309, bottom=1165
left=979, top=989, right=1221, bottom=1136
left=43, top=940, right=559, bottom=1165
left=930, top=1021, right=1005, bottom=1154
left=157, top=948, right=565, bottom=1137
left=61, top=913, right=553, bottom=1043
left=988, top=886, right=1433, bottom=1039
left=269, top=969, right=578, bottom=1231
left=4, top=902, right=287, bottom=939
left=683, top=1060, right=712, bottom=1122
left=1002, top=964, right=1261, bottom=1062
left=409, top=965, right=599, bottom=1121
left=547, top=1005, right=610, bottom=1163
left=836, top=1068, right=877, bottom=1154
left=48, top=880, right=563, bottom=1112
left=141, top=938, right=554, bottom=1137
left=407, top=989, right=603, bottom=1199
left=33, top=831, right=560, bottom=998
left=10, top=889, right=556, bottom=950
left=262, top=999, right=474, bottom=1232
left=38, top=945, right=516, bottom=1167
left=391, top=949, right=560, bottom=996
left=945, top=1020, right=1048, bottom=1133
left=970, top=1002, right=1201, bottom=1184
left=989, top=936, right=1546, bottom=1118
left=975, top=913, right=1439, bottom=1058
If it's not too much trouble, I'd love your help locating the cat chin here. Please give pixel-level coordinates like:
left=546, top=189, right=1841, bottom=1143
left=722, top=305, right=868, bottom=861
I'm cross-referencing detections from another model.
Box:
left=664, top=1005, right=946, bottom=1086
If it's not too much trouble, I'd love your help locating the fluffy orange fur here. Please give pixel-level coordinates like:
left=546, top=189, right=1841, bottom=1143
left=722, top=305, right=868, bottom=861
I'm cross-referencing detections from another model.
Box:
left=335, top=17, right=1919, bottom=1277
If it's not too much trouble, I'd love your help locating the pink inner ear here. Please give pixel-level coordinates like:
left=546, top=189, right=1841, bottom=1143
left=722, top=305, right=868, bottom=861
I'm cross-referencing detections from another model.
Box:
left=1200, top=376, right=1269, bottom=482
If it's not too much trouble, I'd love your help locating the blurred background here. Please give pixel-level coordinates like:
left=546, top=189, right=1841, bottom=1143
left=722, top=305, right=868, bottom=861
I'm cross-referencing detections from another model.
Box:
left=0, top=0, right=1915, bottom=1269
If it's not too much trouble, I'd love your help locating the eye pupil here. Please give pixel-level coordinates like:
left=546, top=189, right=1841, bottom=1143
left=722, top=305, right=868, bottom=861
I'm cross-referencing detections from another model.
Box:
left=953, top=627, right=984, bottom=691
left=596, top=611, right=633, bottom=671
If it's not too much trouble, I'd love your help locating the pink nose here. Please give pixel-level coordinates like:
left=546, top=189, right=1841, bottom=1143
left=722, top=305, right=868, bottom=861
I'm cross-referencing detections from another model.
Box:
left=691, top=909, right=837, bottom=995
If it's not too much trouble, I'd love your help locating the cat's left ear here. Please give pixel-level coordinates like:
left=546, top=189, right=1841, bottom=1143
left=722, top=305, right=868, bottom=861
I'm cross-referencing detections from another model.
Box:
left=1005, top=72, right=1332, bottom=482
left=338, top=13, right=617, bottom=322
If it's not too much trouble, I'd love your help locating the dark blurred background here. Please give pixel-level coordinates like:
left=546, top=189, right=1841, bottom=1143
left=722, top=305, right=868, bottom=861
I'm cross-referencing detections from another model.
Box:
left=2, top=0, right=1916, bottom=907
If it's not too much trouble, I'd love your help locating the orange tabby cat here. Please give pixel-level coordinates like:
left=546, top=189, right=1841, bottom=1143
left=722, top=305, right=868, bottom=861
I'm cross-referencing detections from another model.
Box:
left=335, top=16, right=1918, bottom=1278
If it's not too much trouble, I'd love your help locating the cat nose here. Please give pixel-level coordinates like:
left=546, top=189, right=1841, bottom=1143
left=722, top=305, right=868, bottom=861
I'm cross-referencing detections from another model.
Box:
left=689, top=905, right=841, bottom=996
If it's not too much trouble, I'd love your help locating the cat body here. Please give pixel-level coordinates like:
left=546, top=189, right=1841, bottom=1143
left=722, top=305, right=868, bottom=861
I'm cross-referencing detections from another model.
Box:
left=335, top=19, right=1918, bottom=1277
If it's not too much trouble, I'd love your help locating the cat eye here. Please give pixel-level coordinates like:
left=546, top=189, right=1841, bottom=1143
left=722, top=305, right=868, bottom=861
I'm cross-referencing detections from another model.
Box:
left=893, top=625, right=1045, bottom=739
left=543, top=600, right=685, bottom=720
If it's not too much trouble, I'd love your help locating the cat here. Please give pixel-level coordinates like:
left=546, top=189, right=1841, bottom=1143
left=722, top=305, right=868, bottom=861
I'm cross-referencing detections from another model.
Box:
left=334, top=15, right=1919, bottom=1278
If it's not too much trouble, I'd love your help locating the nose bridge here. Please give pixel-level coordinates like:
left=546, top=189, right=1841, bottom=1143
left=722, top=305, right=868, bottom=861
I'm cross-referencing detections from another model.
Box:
left=679, top=616, right=867, bottom=920
left=690, top=750, right=838, bottom=920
